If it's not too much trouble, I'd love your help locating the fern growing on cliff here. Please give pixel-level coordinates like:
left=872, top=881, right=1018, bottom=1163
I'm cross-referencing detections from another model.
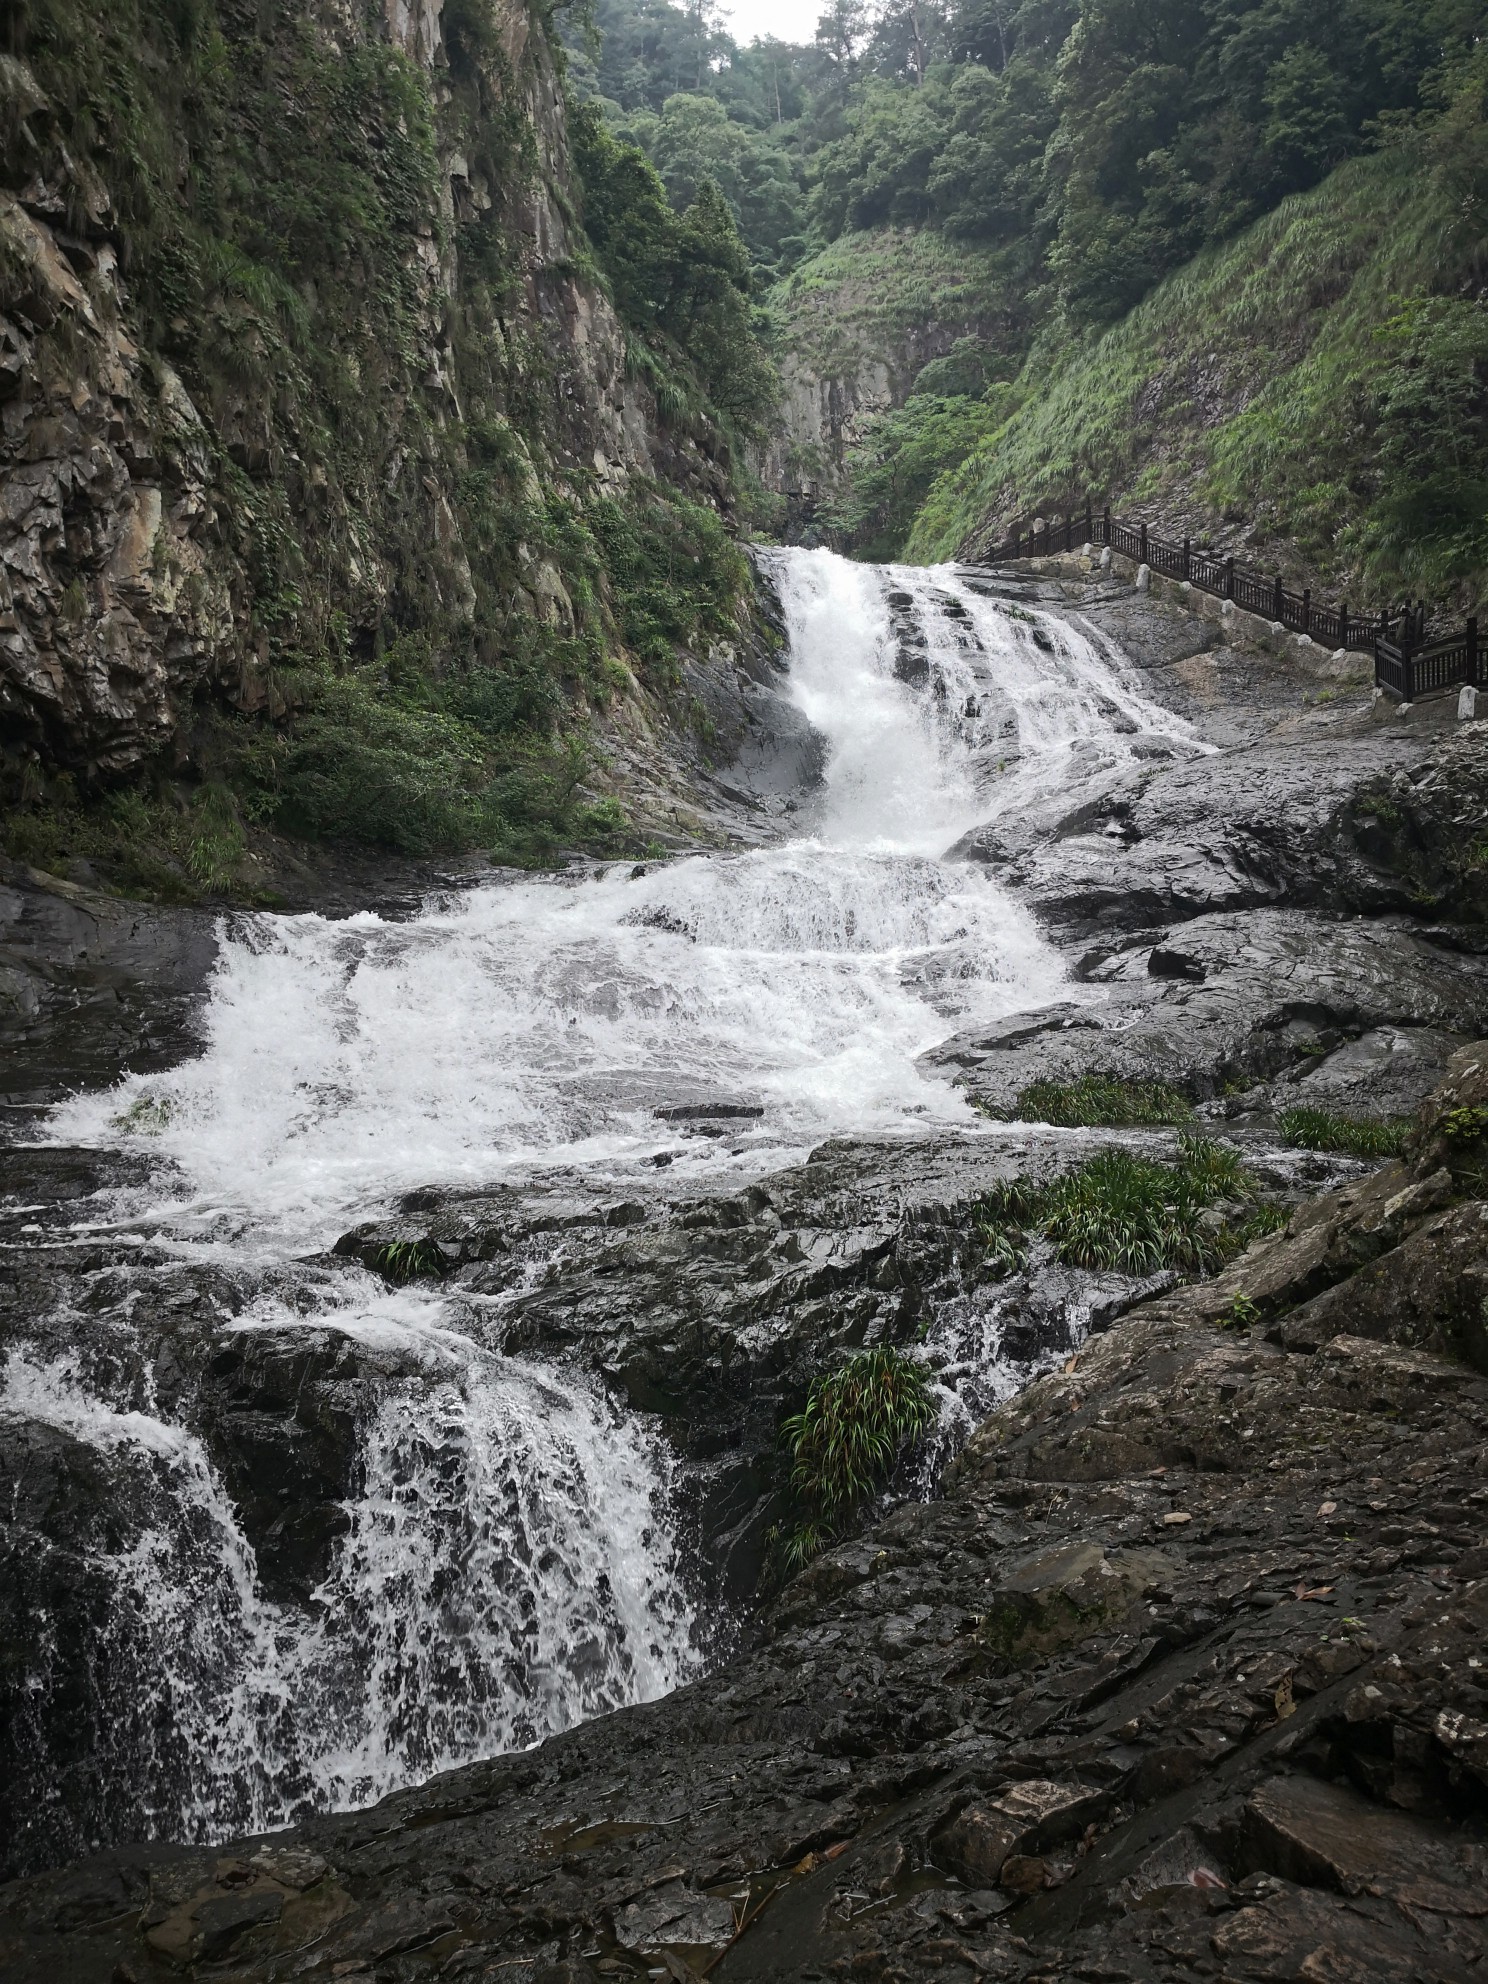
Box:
left=780, top=1346, right=935, bottom=1569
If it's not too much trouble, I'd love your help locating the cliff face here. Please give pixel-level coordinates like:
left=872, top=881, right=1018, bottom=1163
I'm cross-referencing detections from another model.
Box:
left=758, top=229, right=1025, bottom=535
left=0, top=0, right=725, bottom=782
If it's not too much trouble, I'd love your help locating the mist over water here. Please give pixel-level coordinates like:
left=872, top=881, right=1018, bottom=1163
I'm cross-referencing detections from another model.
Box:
left=9, top=549, right=1202, bottom=1852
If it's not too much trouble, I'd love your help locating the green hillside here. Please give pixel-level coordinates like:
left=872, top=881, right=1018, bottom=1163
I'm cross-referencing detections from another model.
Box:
left=907, top=131, right=1488, bottom=610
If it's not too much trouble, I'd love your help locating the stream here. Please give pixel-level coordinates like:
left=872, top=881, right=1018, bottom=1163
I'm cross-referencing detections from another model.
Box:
left=1, top=549, right=1203, bottom=1871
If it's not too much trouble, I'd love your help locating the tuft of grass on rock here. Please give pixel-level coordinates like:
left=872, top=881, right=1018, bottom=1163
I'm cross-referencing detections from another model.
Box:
left=368, top=1238, right=447, bottom=1284
left=1278, top=1107, right=1408, bottom=1159
left=780, top=1347, right=935, bottom=1569
left=1008, top=1074, right=1193, bottom=1129
left=975, top=1134, right=1272, bottom=1281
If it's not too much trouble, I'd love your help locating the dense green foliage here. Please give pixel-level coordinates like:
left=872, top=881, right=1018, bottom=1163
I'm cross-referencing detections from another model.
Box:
left=571, top=103, right=777, bottom=431
left=570, top=0, right=1480, bottom=312
left=821, top=387, right=1011, bottom=556
left=1278, top=1106, right=1410, bottom=1158
left=909, top=141, right=1488, bottom=605
left=589, top=483, right=752, bottom=679
left=976, top=1136, right=1283, bottom=1279
left=570, top=0, right=1488, bottom=584
left=780, top=1346, right=936, bottom=1567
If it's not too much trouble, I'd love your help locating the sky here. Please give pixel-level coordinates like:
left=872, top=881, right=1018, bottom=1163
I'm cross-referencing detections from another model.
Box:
left=717, top=0, right=819, bottom=47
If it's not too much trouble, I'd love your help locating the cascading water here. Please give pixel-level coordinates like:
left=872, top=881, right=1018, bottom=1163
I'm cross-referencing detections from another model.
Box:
left=5, top=548, right=1204, bottom=1864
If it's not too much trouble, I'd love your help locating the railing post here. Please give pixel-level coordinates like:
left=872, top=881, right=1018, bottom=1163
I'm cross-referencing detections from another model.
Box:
left=1139, top=521, right=1148, bottom=565
left=1224, top=556, right=1234, bottom=600
left=1470, top=616, right=1480, bottom=687
left=1103, top=506, right=1111, bottom=545
left=1182, top=537, right=1191, bottom=580
left=1085, top=498, right=1093, bottom=544
left=1339, top=600, right=1349, bottom=649
left=1302, top=588, right=1311, bottom=637
left=1273, top=576, right=1283, bottom=622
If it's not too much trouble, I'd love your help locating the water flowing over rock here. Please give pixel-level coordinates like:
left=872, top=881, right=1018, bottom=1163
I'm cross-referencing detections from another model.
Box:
left=2, top=550, right=1206, bottom=1870
left=2, top=550, right=1486, bottom=1984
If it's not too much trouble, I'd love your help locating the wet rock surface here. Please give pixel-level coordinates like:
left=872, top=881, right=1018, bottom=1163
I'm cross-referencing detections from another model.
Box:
left=4, top=1053, right=1486, bottom=1983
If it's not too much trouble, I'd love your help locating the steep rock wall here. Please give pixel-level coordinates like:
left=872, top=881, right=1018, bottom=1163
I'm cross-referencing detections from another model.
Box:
left=0, top=0, right=723, bottom=781
left=757, top=228, right=1023, bottom=532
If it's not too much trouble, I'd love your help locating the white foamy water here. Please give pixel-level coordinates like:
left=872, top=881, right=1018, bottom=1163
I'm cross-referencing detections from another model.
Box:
left=1, top=1329, right=693, bottom=1843
left=52, top=551, right=1197, bottom=1257
left=14, top=549, right=1203, bottom=1853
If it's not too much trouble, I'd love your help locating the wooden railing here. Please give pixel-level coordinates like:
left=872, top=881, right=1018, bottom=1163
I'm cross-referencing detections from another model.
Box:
left=992, top=499, right=1481, bottom=701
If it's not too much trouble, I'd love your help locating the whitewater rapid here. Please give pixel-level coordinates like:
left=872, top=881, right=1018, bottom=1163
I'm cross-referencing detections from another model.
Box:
left=7, top=549, right=1203, bottom=1853
left=50, top=552, right=1197, bottom=1254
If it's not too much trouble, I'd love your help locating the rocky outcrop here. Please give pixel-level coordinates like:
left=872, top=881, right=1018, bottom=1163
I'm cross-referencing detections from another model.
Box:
left=5, top=1053, right=1486, bottom=1983
left=757, top=231, right=1017, bottom=529
left=0, top=1, right=714, bottom=780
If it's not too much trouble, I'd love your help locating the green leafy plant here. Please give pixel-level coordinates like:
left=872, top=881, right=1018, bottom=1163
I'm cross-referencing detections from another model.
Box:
left=780, top=1347, right=935, bottom=1567
left=1355, top=791, right=1403, bottom=827
left=973, top=1136, right=1268, bottom=1281
left=1441, top=1106, right=1488, bottom=1142
left=1278, top=1107, right=1409, bottom=1158
left=1040, top=1138, right=1247, bottom=1276
left=369, top=1238, right=447, bottom=1284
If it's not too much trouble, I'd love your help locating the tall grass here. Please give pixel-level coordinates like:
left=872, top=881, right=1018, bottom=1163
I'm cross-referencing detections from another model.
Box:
left=1278, top=1107, right=1408, bottom=1158
left=1004, top=1074, right=1193, bottom=1129
left=976, top=1135, right=1281, bottom=1281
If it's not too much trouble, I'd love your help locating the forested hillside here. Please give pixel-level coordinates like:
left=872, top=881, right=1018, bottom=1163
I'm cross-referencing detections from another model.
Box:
left=569, top=0, right=1487, bottom=599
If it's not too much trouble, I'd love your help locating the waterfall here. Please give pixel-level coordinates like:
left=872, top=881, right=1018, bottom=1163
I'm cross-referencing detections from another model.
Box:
left=10, top=548, right=1202, bottom=1861
left=1, top=1326, right=694, bottom=1853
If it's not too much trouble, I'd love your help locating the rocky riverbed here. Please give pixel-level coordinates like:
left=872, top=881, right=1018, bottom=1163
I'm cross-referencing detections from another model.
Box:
left=2, top=558, right=1486, bottom=1979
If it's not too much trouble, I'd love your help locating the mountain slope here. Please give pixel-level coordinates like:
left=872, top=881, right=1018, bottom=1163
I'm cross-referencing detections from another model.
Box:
left=908, top=139, right=1488, bottom=611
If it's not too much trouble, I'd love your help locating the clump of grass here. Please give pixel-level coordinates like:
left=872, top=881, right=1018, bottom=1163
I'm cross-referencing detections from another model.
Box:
left=369, top=1238, right=447, bottom=1284
left=1009, top=1074, right=1193, bottom=1129
left=1042, top=1138, right=1247, bottom=1275
left=975, top=1134, right=1269, bottom=1280
left=1441, top=1106, right=1488, bottom=1144
left=1278, top=1107, right=1408, bottom=1159
left=780, top=1347, right=935, bottom=1569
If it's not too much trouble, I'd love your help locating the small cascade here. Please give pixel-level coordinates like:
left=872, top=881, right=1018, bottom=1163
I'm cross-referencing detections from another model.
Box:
left=1, top=1331, right=694, bottom=1858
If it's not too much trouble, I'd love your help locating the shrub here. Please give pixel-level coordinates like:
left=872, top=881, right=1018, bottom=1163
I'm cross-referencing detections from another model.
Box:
left=780, top=1347, right=935, bottom=1566
left=1278, top=1107, right=1409, bottom=1159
